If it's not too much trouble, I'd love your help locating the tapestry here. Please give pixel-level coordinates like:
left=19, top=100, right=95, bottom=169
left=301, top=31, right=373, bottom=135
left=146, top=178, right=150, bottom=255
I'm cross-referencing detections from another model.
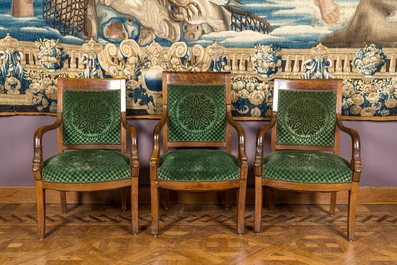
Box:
left=1, top=0, right=397, bottom=120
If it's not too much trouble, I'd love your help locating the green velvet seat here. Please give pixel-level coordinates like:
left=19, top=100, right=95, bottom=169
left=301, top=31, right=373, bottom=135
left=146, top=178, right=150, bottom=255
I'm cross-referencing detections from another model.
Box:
left=32, top=78, right=139, bottom=239
left=263, top=150, right=352, bottom=183
left=254, top=78, right=361, bottom=241
left=43, top=150, right=131, bottom=183
left=158, top=149, right=240, bottom=182
left=150, top=72, right=248, bottom=235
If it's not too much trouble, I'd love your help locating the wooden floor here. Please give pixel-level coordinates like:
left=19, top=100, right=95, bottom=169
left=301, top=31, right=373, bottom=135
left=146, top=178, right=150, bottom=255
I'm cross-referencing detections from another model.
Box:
left=1, top=203, right=397, bottom=264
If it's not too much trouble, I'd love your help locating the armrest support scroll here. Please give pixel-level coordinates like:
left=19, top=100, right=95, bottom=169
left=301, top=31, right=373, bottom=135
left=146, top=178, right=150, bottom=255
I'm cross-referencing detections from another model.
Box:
left=336, top=115, right=362, bottom=181
left=254, top=114, right=277, bottom=177
left=32, top=115, right=62, bottom=178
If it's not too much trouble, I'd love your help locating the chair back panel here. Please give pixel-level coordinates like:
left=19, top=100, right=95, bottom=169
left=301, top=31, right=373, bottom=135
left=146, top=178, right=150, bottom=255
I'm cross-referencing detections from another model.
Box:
left=63, top=90, right=121, bottom=145
left=273, top=79, right=342, bottom=150
left=57, top=78, right=126, bottom=148
left=168, top=84, right=226, bottom=142
left=162, top=71, right=232, bottom=147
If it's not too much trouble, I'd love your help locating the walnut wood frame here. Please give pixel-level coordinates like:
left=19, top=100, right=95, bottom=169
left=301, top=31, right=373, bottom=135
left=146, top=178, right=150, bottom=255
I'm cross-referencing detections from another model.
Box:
left=32, top=78, right=139, bottom=239
left=254, top=78, right=362, bottom=241
left=150, top=71, right=248, bottom=235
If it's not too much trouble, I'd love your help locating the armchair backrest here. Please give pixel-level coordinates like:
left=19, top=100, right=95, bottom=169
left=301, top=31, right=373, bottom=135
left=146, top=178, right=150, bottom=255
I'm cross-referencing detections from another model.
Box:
left=57, top=78, right=127, bottom=152
left=162, top=71, right=232, bottom=151
left=272, top=78, right=342, bottom=154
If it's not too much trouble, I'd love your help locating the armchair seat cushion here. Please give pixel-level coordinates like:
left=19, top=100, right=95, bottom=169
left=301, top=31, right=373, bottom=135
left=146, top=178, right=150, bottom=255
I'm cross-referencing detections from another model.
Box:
left=262, top=150, right=352, bottom=183
left=42, top=150, right=130, bottom=183
left=158, top=149, right=240, bottom=181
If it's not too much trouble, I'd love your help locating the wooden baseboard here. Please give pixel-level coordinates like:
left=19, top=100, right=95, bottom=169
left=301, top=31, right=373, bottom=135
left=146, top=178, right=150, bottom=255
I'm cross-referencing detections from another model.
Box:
left=1, top=186, right=397, bottom=205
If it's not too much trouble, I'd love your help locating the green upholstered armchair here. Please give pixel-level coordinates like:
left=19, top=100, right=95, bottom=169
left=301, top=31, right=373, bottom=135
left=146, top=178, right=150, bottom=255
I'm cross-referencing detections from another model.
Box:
left=32, top=78, right=139, bottom=239
left=254, top=78, right=361, bottom=241
left=150, top=71, right=248, bottom=235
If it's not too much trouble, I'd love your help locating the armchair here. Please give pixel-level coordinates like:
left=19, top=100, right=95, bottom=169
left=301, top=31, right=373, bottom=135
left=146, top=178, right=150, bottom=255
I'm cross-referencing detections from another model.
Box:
left=32, top=78, right=139, bottom=238
left=150, top=71, right=248, bottom=235
left=254, top=78, right=361, bottom=241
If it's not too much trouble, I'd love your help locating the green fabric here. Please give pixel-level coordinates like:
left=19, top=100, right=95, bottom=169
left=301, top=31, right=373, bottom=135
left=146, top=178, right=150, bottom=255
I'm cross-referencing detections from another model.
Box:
left=277, top=90, right=336, bottom=147
left=167, top=84, right=226, bottom=142
left=42, top=150, right=130, bottom=183
left=158, top=149, right=240, bottom=181
left=63, top=90, right=121, bottom=145
left=262, top=150, right=352, bottom=183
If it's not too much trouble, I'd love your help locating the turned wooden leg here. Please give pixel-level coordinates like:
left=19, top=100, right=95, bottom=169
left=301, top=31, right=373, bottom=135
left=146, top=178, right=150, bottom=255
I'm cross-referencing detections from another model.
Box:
left=60, top=191, right=67, bottom=214
left=121, top=188, right=128, bottom=212
left=131, top=178, right=139, bottom=234
left=237, top=183, right=247, bottom=234
left=347, top=182, right=359, bottom=241
left=36, top=181, right=46, bottom=239
left=254, top=177, right=263, bottom=233
left=330, top=192, right=337, bottom=216
left=161, top=189, right=171, bottom=210
left=225, top=190, right=231, bottom=210
left=151, top=183, right=160, bottom=236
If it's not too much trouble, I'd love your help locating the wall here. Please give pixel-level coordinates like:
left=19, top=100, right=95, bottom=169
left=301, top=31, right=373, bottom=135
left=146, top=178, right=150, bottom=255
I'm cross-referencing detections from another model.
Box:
left=0, top=116, right=395, bottom=187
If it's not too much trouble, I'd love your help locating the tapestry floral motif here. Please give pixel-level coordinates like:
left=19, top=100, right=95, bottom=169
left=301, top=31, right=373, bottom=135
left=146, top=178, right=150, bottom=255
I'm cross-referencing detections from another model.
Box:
left=35, top=39, right=68, bottom=72
left=231, top=75, right=273, bottom=118
left=24, top=72, right=59, bottom=112
left=352, top=44, right=386, bottom=77
left=24, top=71, right=82, bottom=112
left=342, top=78, right=397, bottom=117
left=249, top=45, right=281, bottom=78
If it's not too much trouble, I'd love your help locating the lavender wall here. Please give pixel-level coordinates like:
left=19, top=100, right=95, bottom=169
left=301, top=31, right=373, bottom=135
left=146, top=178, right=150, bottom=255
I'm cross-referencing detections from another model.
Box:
left=0, top=116, right=395, bottom=186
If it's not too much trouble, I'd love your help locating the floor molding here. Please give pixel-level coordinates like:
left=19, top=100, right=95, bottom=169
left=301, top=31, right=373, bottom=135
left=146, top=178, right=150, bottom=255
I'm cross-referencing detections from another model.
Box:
left=1, top=186, right=397, bottom=204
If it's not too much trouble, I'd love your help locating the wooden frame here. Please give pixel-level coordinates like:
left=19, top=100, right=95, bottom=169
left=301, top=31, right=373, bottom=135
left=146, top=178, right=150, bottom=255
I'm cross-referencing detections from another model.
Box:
left=254, top=78, right=362, bottom=241
left=150, top=71, right=248, bottom=235
left=32, top=78, right=139, bottom=238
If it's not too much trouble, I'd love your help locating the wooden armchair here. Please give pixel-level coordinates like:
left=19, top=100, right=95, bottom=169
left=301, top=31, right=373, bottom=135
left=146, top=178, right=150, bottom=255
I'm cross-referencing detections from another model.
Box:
left=32, top=78, right=139, bottom=238
left=254, top=78, right=361, bottom=241
left=150, top=71, right=248, bottom=235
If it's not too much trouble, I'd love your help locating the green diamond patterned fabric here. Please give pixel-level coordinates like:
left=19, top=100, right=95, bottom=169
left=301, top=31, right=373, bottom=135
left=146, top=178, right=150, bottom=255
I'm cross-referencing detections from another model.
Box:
left=42, top=150, right=130, bottom=183
left=63, top=90, right=121, bottom=145
left=277, top=90, right=336, bottom=147
left=262, top=150, right=352, bottom=183
left=167, top=84, right=226, bottom=142
left=158, top=149, right=240, bottom=181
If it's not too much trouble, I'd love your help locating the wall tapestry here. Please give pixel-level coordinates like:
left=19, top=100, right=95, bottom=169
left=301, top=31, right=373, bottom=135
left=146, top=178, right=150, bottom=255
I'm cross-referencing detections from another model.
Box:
left=1, top=0, right=397, bottom=120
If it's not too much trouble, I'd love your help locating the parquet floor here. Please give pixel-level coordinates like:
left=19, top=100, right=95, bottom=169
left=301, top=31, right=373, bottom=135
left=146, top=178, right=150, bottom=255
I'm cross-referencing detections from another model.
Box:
left=1, top=203, right=397, bottom=265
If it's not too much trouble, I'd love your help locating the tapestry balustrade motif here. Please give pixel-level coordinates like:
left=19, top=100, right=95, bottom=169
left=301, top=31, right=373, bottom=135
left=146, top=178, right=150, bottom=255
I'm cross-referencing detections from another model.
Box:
left=1, top=34, right=397, bottom=120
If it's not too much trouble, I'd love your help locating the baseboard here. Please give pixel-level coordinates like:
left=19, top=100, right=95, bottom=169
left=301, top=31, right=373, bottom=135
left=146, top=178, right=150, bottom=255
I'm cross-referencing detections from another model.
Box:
left=1, top=186, right=397, bottom=205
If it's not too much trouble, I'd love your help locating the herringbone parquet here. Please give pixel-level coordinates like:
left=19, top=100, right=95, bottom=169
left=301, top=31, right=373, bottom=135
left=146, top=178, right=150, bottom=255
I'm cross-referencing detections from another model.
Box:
left=1, top=203, right=397, bottom=265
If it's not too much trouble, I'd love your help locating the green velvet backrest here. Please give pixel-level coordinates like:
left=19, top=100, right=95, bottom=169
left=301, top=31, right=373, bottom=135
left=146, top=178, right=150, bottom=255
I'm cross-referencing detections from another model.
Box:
left=167, top=84, right=226, bottom=142
left=276, top=89, right=337, bottom=147
left=62, top=90, right=121, bottom=145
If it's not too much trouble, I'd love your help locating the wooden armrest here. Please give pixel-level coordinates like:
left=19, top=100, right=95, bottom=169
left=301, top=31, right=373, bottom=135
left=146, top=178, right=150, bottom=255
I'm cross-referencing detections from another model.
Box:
left=336, top=115, right=362, bottom=177
left=254, top=114, right=277, bottom=176
left=121, top=113, right=139, bottom=176
left=226, top=114, right=248, bottom=166
left=150, top=109, right=168, bottom=167
left=32, top=115, right=62, bottom=174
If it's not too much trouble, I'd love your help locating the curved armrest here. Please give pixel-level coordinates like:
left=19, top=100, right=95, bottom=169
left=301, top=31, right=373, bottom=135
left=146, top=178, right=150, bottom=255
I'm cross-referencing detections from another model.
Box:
left=32, top=115, right=62, bottom=176
left=121, top=113, right=139, bottom=177
left=226, top=114, right=248, bottom=168
left=336, top=115, right=362, bottom=180
left=254, top=114, right=277, bottom=176
left=150, top=108, right=168, bottom=168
